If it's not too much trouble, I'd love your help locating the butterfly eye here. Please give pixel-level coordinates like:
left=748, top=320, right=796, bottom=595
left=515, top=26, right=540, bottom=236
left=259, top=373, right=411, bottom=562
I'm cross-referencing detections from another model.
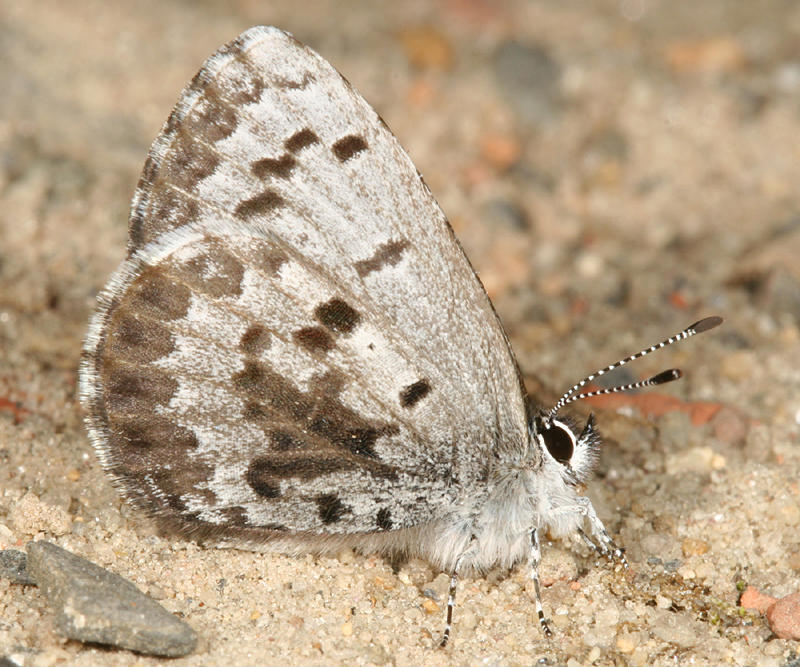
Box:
left=541, top=423, right=574, bottom=465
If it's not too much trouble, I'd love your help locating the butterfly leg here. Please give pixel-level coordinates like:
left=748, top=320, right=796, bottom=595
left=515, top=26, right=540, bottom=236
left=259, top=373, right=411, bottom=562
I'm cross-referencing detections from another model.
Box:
left=547, top=497, right=628, bottom=567
left=439, top=541, right=474, bottom=648
left=577, top=526, right=627, bottom=567
left=574, top=497, right=628, bottom=569
left=578, top=526, right=608, bottom=555
left=529, top=527, right=554, bottom=637
left=439, top=569, right=459, bottom=648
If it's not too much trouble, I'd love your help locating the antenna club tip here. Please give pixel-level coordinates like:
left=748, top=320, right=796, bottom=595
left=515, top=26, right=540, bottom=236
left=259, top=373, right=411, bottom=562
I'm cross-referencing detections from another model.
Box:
left=691, top=316, right=723, bottom=333
left=650, top=368, right=682, bottom=385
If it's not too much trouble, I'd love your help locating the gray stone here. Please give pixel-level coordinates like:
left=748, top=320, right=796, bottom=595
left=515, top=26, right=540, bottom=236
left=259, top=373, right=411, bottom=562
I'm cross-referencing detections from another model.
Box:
left=492, top=40, right=562, bottom=124
left=0, top=550, right=35, bottom=585
left=26, top=541, right=197, bottom=657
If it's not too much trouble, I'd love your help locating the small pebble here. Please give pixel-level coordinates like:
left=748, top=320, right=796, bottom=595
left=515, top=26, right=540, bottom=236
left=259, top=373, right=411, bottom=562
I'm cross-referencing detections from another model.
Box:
left=422, top=598, right=439, bottom=614
left=0, top=549, right=35, bottom=585
left=765, top=591, right=800, bottom=639
left=739, top=585, right=777, bottom=614
left=681, top=538, right=710, bottom=557
left=649, top=608, right=701, bottom=648
left=9, top=492, right=71, bottom=537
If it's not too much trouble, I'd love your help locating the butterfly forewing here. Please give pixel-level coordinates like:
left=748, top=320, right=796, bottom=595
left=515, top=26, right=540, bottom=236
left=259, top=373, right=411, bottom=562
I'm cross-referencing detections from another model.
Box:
left=80, top=27, right=529, bottom=541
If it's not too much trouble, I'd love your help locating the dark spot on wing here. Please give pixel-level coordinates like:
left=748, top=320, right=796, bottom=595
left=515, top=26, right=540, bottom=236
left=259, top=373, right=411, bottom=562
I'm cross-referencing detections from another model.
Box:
left=239, top=240, right=288, bottom=276
left=245, top=450, right=398, bottom=518
left=104, top=414, right=211, bottom=517
left=235, top=189, right=285, bottom=219
left=312, top=421, right=380, bottom=459
left=315, top=298, right=361, bottom=334
left=293, top=326, right=335, bottom=353
left=166, top=130, right=221, bottom=191
left=146, top=467, right=216, bottom=513
left=240, top=324, right=271, bottom=356
left=332, top=134, right=368, bottom=162
left=114, top=415, right=198, bottom=453
left=376, top=507, right=393, bottom=530
left=246, top=460, right=282, bottom=498
left=215, top=506, right=249, bottom=526
left=173, top=240, right=245, bottom=298
left=315, top=493, right=348, bottom=525
left=108, top=312, right=175, bottom=364
left=400, top=379, right=431, bottom=408
left=354, top=239, right=410, bottom=277
left=161, top=489, right=194, bottom=514
left=245, top=454, right=354, bottom=480
left=271, top=430, right=305, bottom=451
left=234, top=361, right=268, bottom=390
left=150, top=190, right=200, bottom=234
left=234, top=360, right=314, bottom=422
left=127, top=266, right=191, bottom=321
left=284, top=128, right=320, bottom=153
left=242, top=401, right=266, bottom=421
left=220, top=60, right=266, bottom=106
left=306, top=371, right=400, bottom=460
left=104, top=364, right=178, bottom=416
left=233, top=361, right=399, bottom=471
left=184, top=80, right=239, bottom=142
left=252, top=154, right=297, bottom=179
left=260, top=247, right=289, bottom=275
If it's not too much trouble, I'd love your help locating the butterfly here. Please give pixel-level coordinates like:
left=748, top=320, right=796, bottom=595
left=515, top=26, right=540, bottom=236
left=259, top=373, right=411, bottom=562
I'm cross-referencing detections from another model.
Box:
left=79, top=26, right=721, bottom=646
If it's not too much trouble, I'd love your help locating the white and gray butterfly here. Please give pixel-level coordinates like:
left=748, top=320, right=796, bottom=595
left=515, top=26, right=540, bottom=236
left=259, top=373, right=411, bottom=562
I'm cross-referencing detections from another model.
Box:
left=79, top=26, right=720, bottom=645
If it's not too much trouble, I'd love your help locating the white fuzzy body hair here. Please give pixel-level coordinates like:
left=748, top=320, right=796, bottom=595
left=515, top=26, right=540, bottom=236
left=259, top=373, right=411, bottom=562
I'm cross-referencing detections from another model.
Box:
left=412, top=458, right=587, bottom=575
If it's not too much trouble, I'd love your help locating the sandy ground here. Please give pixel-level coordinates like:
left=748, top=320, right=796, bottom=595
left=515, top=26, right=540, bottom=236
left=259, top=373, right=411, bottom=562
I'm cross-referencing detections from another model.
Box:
left=1, top=1, right=799, bottom=665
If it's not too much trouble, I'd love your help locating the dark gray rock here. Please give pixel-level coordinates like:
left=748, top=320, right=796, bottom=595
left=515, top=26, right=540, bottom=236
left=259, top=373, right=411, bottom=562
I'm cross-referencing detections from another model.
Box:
left=492, top=40, right=562, bottom=125
left=0, top=550, right=35, bottom=585
left=26, top=541, right=197, bottom=657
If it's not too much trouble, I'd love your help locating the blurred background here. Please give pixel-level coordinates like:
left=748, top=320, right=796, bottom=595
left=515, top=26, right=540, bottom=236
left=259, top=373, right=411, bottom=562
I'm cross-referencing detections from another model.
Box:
left=1, top=1, right=799, bottom=664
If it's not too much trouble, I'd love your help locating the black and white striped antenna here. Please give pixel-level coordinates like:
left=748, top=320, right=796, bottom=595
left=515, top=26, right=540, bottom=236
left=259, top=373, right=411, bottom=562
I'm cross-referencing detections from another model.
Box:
left=545, top=316, right=723, bottom=425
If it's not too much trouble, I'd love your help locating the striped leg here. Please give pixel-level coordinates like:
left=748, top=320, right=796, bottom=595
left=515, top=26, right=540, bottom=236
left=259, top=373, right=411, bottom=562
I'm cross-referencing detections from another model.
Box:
left=529, top=527, right=553, bottom=637
left=554, top=497, right=629, bottom=569
left=439, top=547, right=472, bottom=648
left=439, top=569, right=458, bottom=648
left=577, top=498, right=628, bottom=569
left=578, top=526, right=628, bottom=568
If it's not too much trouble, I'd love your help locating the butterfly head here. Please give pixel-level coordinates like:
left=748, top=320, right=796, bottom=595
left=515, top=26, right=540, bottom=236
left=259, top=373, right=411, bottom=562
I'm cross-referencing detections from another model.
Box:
left=530, top=316, right=724, bottom=484
left=532, top=413, right=600, bottom=485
